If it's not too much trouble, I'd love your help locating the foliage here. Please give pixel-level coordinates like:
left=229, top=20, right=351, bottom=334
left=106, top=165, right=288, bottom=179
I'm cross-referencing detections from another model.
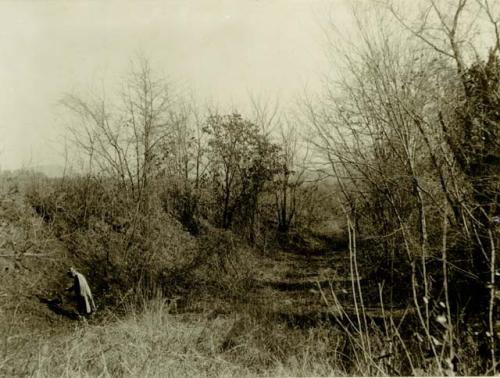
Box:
left=203, top=113, right=281, bottom=241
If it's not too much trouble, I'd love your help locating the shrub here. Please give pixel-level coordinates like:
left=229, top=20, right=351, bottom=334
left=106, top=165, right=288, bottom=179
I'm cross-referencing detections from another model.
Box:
left=25, top=176, right=199, bottom=307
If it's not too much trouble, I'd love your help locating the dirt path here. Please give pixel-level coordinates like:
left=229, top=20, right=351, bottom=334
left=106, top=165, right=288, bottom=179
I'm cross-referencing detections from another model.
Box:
left=247, top=247, right=410, bottom=327
left=249, top=248, right=352, bottom=325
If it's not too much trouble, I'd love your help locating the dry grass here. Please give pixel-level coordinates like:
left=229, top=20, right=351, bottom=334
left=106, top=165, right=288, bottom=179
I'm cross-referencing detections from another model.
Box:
left=1, top=297, right=346, bottom=377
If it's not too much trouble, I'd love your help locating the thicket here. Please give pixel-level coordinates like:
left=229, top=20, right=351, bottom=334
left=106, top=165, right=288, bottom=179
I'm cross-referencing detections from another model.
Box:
left=309, top=1, right=499, bottom=374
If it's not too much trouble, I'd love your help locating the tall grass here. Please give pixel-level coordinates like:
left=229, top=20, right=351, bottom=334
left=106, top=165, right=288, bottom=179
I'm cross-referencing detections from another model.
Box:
left=1, top=296, right=348, bottom=377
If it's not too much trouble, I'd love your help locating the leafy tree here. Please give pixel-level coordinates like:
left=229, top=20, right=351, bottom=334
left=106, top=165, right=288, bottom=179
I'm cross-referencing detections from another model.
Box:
left=204, top=113, right=281, bottom=241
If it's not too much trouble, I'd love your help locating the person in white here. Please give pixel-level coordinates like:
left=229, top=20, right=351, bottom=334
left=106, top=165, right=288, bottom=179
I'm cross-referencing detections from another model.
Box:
left=66, top=267, right=97, bottom=315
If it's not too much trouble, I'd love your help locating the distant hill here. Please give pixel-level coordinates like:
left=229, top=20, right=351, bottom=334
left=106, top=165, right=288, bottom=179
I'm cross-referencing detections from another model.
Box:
left=1, top=164, right=68, bottom=178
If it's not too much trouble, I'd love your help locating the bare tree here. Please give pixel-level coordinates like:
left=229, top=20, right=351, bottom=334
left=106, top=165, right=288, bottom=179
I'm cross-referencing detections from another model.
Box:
left=388, top=1, right=499, bottom=371
left=62, top=57, right=174, bottom=210
left=158, top=99, right=209, bottom=232
left=273, top=118, right=312, bottom=234
left=309, top=1, right=499, bottom=372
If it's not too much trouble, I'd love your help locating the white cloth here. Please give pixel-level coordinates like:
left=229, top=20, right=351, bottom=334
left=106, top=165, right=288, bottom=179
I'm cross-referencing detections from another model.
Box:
left=74, top=272, right=96, bottom=314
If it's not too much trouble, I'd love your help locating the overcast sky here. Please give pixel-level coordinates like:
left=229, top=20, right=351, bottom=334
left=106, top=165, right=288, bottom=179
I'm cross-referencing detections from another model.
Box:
left=0, top=0, right=354, bottom=170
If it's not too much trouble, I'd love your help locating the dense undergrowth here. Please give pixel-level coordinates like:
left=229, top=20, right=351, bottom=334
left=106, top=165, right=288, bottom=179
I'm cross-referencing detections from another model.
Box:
left=0, top=174, right=349, bottom=377
left=23, top=175, right=258, bottom=308
left=0, top=172, right=492, bottom=376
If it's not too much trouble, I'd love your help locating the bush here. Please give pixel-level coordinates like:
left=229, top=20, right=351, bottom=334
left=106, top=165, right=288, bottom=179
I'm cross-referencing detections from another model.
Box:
left=25, top=175, right=261, bottom=311
left=188, top=221, right=258, bottom=300
left=25, top=176, right=199, bottom=307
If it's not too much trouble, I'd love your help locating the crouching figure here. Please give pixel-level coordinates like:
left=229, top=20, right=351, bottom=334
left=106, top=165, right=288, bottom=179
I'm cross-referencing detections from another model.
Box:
left=66, top=267, right=97, bottom=316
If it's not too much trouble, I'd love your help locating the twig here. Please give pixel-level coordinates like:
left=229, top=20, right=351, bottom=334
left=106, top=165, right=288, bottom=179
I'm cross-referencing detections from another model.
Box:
left=488, top=228, right=496, bottom=374
left=442, top=201, right=454, bottom=360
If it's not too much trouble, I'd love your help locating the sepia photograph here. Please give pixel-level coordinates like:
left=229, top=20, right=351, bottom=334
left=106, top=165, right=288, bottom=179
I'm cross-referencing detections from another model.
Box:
left=0, top=0, right=498, bottom=376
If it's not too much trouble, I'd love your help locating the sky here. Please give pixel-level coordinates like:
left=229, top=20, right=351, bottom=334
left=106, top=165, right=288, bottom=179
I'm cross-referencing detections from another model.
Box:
left=0, top=0, right=353, bottom=171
